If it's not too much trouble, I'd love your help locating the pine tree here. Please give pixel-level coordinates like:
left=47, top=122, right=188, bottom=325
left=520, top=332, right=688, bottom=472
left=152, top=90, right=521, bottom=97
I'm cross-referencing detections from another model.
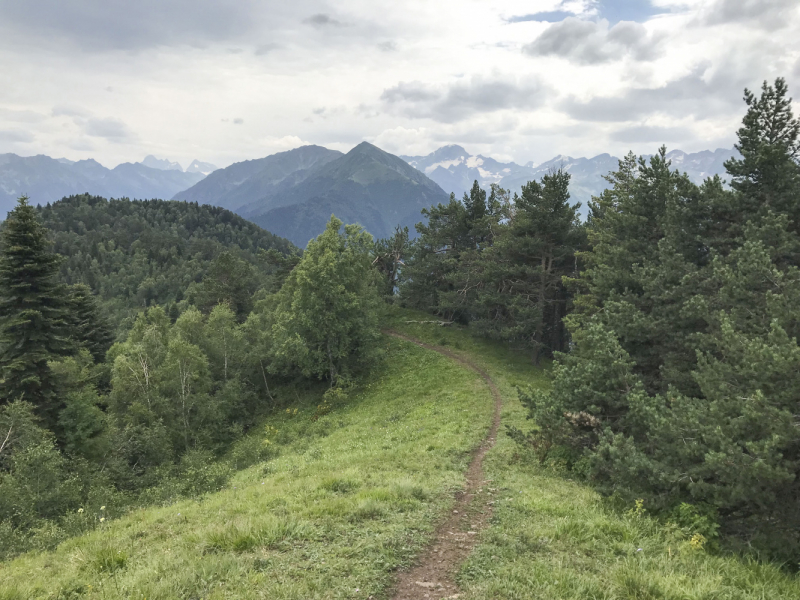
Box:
left=0, top=197, right=70, bottom=430
left=471, top=170, right=582, bottom=363
left=724, top=77, right=800, bottom=235
left=65, top=283, right=113, bottom=362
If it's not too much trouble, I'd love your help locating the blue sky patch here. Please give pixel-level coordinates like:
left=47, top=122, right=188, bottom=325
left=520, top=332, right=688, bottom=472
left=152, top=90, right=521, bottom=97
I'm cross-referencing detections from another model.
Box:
left=507, top=11, right=574, bottom=23
left=595, top=0, right=664, bottom=24
left=509, top=1, right=665, bottom=25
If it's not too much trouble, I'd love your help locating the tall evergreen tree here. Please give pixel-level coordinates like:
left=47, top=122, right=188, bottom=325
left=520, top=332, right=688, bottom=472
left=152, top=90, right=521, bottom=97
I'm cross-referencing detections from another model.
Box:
left=724, top=77, right=800, bottom=238
left=473, top=170, right=582, bottom=363
left=0, top=197, right=70, bottom=430
left=65, top=283, right=113, bottom=362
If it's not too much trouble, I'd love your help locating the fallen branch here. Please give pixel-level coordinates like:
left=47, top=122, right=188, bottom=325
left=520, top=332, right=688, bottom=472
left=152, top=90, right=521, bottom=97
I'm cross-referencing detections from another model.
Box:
left=403, top=320, right=454, bottom=326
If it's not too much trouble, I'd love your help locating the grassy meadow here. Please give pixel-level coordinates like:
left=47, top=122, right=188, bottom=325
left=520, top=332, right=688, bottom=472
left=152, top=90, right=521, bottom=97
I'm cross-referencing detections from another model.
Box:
left=388, top=309, right=800, bottom=600
left=1, top=307, right=799, bottom=599
left=0, top=332, right=494, bottom=599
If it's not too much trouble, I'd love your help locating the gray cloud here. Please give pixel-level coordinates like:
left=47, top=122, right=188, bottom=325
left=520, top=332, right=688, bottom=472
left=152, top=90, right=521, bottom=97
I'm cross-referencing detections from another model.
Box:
left=523, top=17, right=664, bottom=64
left=254, top=43, right=280, bottom=56
left=610, top=125, right=691, bottom=143
left=303, top=13, right=342, bottom=27
left=381, top=76, right=548, bottom=123
left=561, top=63, right=753, bottom=122
left=378, top=41, right=397, bottom=52
left=507, top=11, right=574, bottom=24
left=83, top=117, right=134, bottom=141
left=703, top=0, right=799, bottom=31
left=233, top=118, right=244, bottom=125
left=0, top=1, right=293, bottom=51
left=0, top=129, right=35, bottom=143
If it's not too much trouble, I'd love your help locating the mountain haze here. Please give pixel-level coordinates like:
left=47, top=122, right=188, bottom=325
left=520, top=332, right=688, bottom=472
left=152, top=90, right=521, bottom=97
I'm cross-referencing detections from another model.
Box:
left=173, top=145, right=343, bottom=212
left=402, top=146, right=739, bottom=216
left=176, top=143, right=450, bottom=247
left=0, top=153, right=207, bottom=217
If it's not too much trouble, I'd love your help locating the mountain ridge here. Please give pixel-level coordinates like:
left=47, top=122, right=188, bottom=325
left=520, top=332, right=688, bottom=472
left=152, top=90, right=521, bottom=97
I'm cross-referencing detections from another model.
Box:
left=176, top=142, right=450, bottom=247
left=0, top=153, right=208, bottom=217
left=401, top=146, right=739, bottom=215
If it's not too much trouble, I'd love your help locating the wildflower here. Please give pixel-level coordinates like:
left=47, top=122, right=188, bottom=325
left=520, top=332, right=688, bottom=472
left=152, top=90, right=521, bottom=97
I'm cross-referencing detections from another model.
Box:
left=78, top=508, right=84, bottom=514
left=100, top=517, right=106, bottom=523
left=690, top=533, right=706, bottom=550
left=100, top=505, right=106, bottom=511
left=636, top=548, right=642, bottom=552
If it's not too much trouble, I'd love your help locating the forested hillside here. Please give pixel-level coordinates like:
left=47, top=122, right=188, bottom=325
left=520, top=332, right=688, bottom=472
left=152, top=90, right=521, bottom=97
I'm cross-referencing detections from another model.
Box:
left=0, top=192, right=377, bottom=561
left=392, top=77, right=800, bottom=560
left=36, top=195, right=297, bottom=327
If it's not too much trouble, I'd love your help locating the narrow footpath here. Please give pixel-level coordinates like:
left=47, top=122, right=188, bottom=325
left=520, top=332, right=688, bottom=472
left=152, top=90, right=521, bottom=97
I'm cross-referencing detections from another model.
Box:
left=385, top=331, right=503, bottom=600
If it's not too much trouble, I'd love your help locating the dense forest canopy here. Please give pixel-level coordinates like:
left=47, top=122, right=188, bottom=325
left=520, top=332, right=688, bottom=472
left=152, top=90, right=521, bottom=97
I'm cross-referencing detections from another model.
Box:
left=36, top=195, right=298, bottom=327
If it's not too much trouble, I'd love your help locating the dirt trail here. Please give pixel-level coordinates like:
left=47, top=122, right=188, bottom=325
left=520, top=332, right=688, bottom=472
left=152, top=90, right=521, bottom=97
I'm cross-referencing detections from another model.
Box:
left=385, top=330, right=502, bottom=600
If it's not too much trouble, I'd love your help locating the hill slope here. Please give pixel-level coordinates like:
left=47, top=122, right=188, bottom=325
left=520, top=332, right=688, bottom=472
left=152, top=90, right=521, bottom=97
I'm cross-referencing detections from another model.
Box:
left=1, top=315, right=797, bottom=598
left=36, top=194, right=297, bottom=324
left=173, top=145, right=343, bottom=212
left=0, top=154, right=206, bottom=217
left=245, top=142, right=449, bottom=247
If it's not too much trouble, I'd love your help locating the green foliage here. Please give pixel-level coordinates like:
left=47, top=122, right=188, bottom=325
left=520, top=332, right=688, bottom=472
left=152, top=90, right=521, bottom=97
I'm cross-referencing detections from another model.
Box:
left=0, top=197, right=71, bottom=430
left=0, top=402, right=82, bottom=529
left=373, top=225, right=410, bottom=298
left=520, top=78, right=800, bottom=558
left=401, top=176, right=584, bottom=362
left=192, top=252, right=258, bottom=320
left=472, top=171, right=584, bottom=363
left=36, top=194, right=296, bottom=327
left=270, top=216, right=382, bottom=385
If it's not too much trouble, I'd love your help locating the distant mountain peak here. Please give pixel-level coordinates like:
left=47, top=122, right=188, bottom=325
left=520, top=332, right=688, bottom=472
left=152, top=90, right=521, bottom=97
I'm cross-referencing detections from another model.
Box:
left=186, top=159, right=218, bottom=175
left=141, top=155, right=183, bottom=172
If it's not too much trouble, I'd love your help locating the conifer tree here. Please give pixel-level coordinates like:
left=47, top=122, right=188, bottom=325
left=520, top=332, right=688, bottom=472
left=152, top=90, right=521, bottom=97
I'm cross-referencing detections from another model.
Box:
left=0, top=197, right=70, bottom=430
left=66, top=284, right=113, bottom=362
left=724, top=77, right=800, bottom=235
left=474, top=170, right=582, bottom=363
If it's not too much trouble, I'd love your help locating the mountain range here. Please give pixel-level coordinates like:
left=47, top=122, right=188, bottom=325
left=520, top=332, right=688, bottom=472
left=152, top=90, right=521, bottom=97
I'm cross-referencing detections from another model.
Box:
left=401, top=145, right=738, bottom=215
left=0, top=153, right=215, bottom=217
left=175, top=143, right=449, bottom=247
left=2, top=143, right=739, bottom=246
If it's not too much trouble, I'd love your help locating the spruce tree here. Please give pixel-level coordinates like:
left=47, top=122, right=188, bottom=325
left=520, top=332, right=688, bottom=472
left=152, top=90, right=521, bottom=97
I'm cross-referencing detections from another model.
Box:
left=0, top=197, right=70, bottom=430
left=66, top=283, right=113, bottom=362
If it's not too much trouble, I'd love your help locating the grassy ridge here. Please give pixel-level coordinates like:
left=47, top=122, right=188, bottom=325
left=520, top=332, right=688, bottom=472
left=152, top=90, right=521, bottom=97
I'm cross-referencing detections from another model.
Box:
left=0, top=335, right=493, bottom=599
left=387, top=309, right=800, bottom=600
left=3, top=308, right=798, bottom=599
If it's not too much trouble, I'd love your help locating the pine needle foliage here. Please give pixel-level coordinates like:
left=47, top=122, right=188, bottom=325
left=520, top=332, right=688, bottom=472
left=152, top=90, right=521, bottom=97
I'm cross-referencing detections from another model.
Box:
left=0, top=197, right=70, bottom=429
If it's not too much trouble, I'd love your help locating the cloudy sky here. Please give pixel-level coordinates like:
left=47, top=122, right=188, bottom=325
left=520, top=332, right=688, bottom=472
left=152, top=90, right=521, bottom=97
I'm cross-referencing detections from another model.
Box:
left=0, top=0, right=798, bottom=169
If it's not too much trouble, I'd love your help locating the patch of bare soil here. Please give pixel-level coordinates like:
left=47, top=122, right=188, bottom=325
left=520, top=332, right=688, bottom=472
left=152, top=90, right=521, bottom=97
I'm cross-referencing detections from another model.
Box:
left=384, top=330, right=502, bottom=600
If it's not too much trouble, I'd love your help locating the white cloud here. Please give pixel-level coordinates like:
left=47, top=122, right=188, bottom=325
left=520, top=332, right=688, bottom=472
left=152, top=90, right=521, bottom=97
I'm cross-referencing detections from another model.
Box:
left=0, top=1, right=797, bottom=167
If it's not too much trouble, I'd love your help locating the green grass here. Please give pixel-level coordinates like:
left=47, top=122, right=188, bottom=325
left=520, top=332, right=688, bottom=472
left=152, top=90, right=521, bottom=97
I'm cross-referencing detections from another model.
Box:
left=387, top=307, right=800, bottom=600
left=0, top=334, right=493, bottom=599
left=3, top=306, right=799, bottom=599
